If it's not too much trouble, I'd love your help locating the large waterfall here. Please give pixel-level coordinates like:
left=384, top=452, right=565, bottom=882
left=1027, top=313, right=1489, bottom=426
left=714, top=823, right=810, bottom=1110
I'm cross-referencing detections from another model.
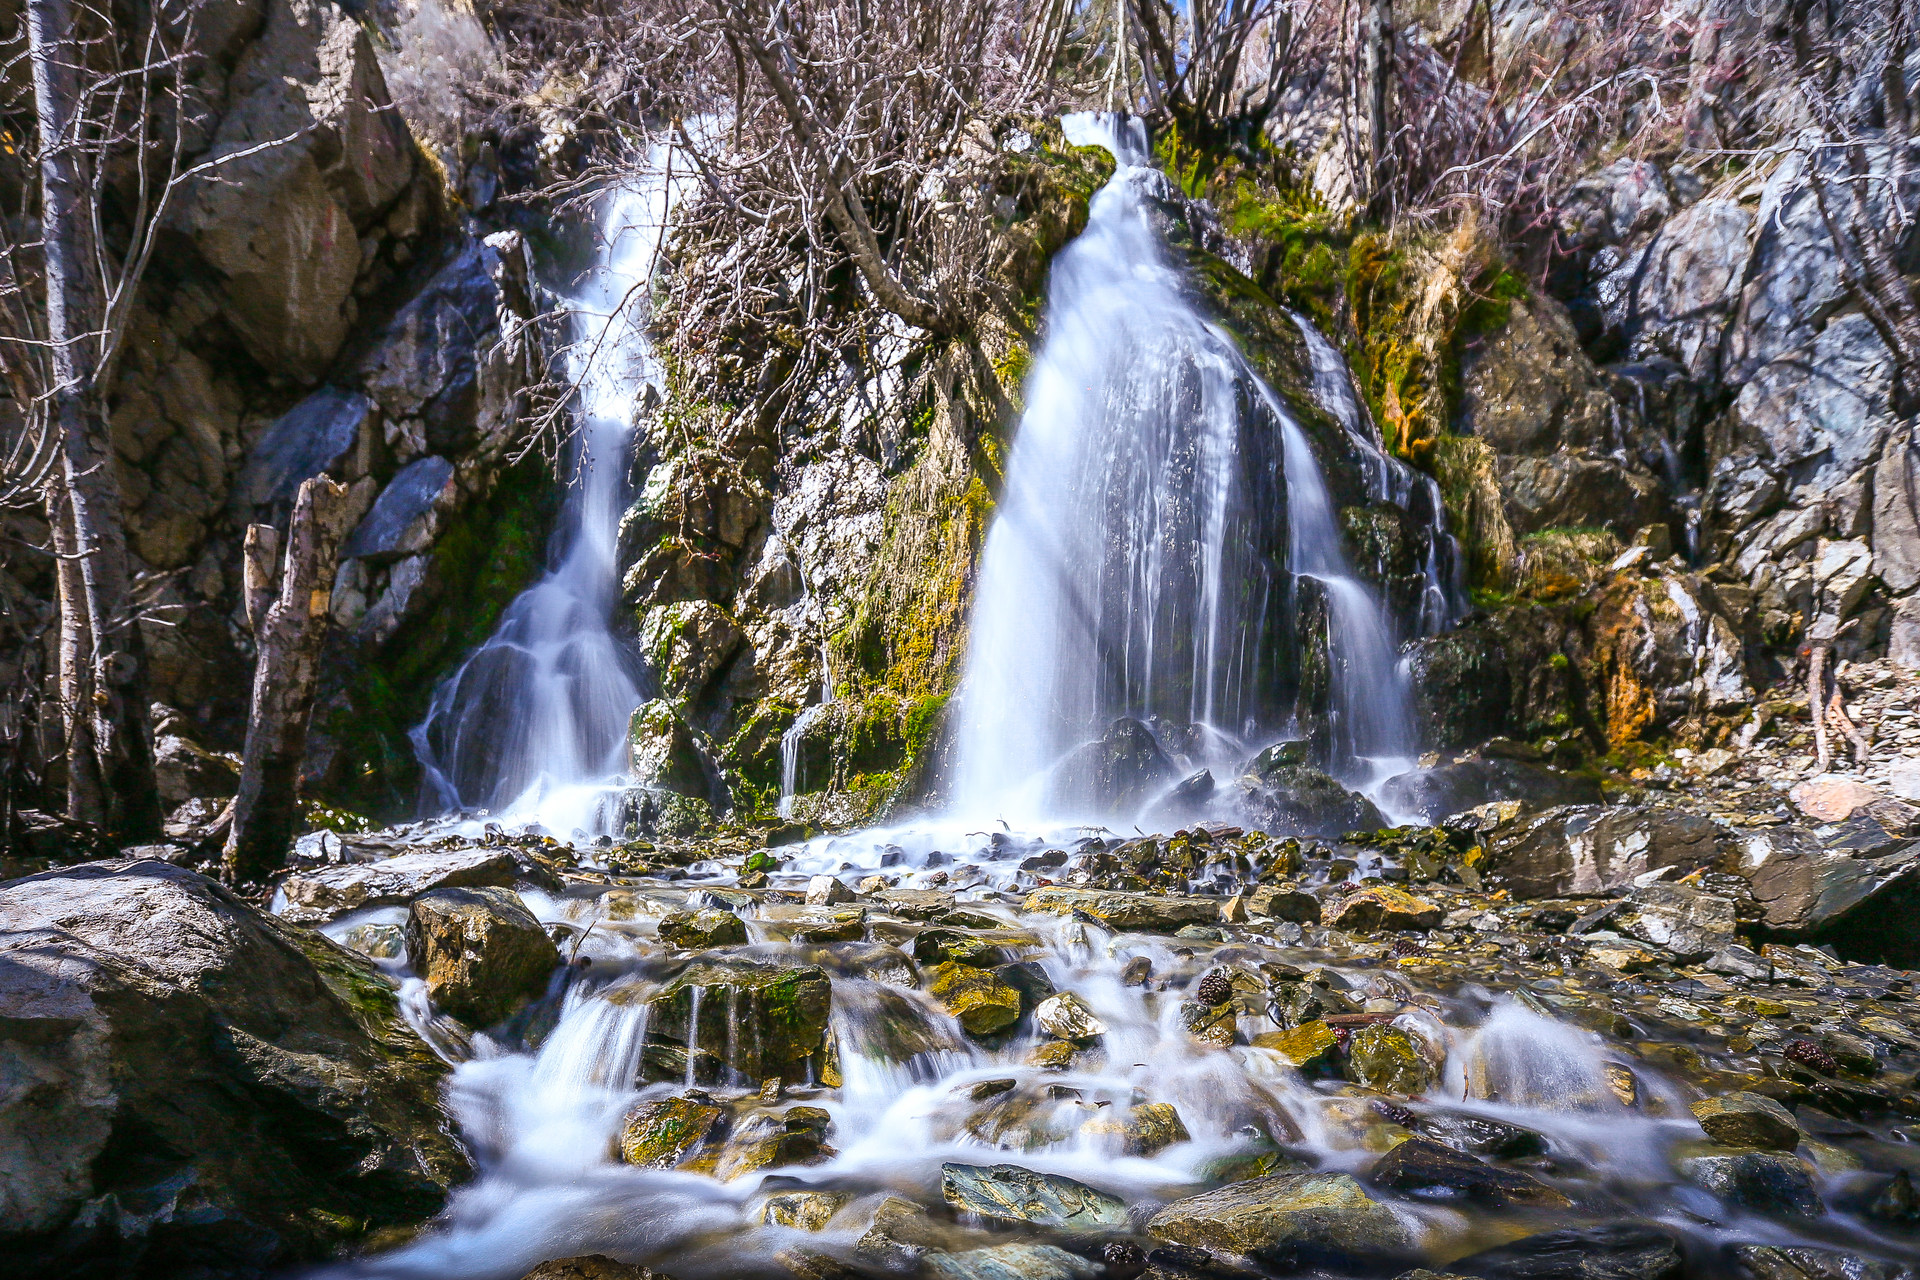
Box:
left=412, top=168, right=676, bottom=837
left=951, top=115, right=1415, bottom=822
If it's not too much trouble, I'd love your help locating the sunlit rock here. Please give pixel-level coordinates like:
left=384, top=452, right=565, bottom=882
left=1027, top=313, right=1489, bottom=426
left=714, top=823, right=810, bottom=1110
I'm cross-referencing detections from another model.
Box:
left=939, top=1162, right=1125, bottom=1228
left=1147, top=1171, right=1414, bottom=1268
left=407, top=886, right=559, bottom=1026
left=617, top=1095, right=724, bottom=1168
left=926, top=962, right=1022, bottom=1036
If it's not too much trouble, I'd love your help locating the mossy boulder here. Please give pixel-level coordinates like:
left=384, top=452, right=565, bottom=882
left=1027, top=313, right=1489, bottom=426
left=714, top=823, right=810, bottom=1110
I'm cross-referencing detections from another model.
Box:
left=637, top=961, right=833, bottom=1085
left=1690, top=1093, right=1803, bottom=1151
left=1343, top=1024, right=1438, bottom=1097
left=406, top=885, right=559, bottom=1026
left=1082, top=1101, right=1191, bottom=1156
left=1237, top=765, right=1386, bottom=837
left=657, top=907, right=747, bottom=950
left=1147, top=1171, right=1414, bottom=1268
left=628, top=700, right=712, bottom=799
left=926, top=961, right=1023, bottom=1036
left=617, top=1094, right=725, bottom=1168
left=1253, top=1020, right=1338, bottom=1069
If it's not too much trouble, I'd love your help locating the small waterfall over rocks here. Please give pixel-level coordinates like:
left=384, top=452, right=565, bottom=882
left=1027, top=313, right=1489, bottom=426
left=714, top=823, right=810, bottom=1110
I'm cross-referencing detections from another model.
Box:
left=412, top=161, right=680, bottom=838
left=952, top=114, right=1418, bottom=823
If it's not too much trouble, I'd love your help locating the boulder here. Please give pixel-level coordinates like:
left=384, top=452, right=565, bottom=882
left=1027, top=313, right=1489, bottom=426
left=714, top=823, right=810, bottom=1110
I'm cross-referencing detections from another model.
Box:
left=1368, top=1137, right=1569, bottom=1208
left=1252, top=1020, right=1338, bottom=1069
left=1733, top=314, right=1896, bottom=494
left=636, top=961, right=833, bottom=1085
left=407, top=886, right=559, bottom=1026
left=1731, top=1245, right=1918, bottom=1280
left=939, top=1162, right=1126, bottom=1228
left=1726, top=827, right=1920, bottom=966
left=1690, top=1093, right=1802, bottom=1151
left=1249, top=883, right=1321, bottom=923
left=1343, top=1024, right=1438, bottom=1096
left=639, top=601, right=744, bottom=702
left=657, top=907, right=747, bottom=950
left=1484, top=806, right=1722, bottom=899
left=1380, top=760, right=1603, bottom=824
left=1444, top=1224, right=1684, bottom=1280
left=618, top=1095, right=725, bottom=1168
left=1043, top=717, right=1176, bottom=816
left=1498, top=453, right=1670, bottom=539
left=704, top=1106, right=833, bottom=1181
left=341, top=455, right=457, bottom=562
left=1676, top=1146, right=1822, bottom=1217
left=231, top=386, right=371, bottom=514
left=153, top=728, right=239, bottom=805
left=0, top=862, right=466, bottom=1273
left=806, top=875, right=856, bottom=906
left=1592, top=198, right=1752, bottom=386
left=1082, top=1101, right=1191, bottom=1156
left=1146, top=1172, right=1414, bottom=1269
left=923, top=1244, right=1101, bottom=1280
left=1874, top=426, right=1920, bottom=594
left=1789, top=775, right=1883, bottom=824
left=1618, top=883, right=1736, bottom=959
left=1325, top=886, right=1443, bottom=932
left=1034, top=992, right=1107, bottom=1042
left=277, top=847, right=530, bottom=925
left=1023, top=887, right=1224, bottom=932
left=926, top=962, right=1023, bottom=1037
left=759, top=1190, right=853, bottom=1230
left=1238, top=764, right=1386, bottom=836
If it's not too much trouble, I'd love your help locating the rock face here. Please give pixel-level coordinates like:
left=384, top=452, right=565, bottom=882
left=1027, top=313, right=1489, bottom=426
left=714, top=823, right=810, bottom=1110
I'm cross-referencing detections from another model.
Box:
left=1146, top=1171, right=1413, bottom=1268
left=406, top=886, right=560, bottom=1026
left=0, top=861, right=468, bottom=1275
left=1485, top=806, right=1723, bottom=898
left=637, top=961, right=833, bottom=1085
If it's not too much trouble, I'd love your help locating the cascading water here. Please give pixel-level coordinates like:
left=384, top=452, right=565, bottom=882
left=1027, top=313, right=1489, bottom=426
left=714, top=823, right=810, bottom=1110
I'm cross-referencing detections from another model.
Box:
left=951, top=114, right=1415, bottom=821
left=413, top=164, right=679, bottom=839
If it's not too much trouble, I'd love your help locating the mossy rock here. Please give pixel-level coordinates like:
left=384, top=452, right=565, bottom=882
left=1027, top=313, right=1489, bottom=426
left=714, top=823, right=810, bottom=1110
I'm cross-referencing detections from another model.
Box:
left=657, top=907, right=747, bottom=950
left=638, top=961, right=832, bottom=1085
left=1253, top=1020, right=1339, bottom=1069
left=1343, top=1024, right=1437, bottom=1097
left=926, top=961, right=1023, bottom=1037
left=617, top=1095, right=725, bottom=1168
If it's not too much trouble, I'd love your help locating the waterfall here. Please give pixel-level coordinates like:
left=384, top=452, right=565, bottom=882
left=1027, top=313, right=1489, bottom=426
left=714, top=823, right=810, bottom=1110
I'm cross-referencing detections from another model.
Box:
left=950, top=114, right=1415, bottom=820
left=412, top=159, right=679, bottom=838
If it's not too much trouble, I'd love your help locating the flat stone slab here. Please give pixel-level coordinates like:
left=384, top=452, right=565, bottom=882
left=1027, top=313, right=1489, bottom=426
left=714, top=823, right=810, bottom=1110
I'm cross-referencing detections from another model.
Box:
left=277, top=848, right=526, bottom=924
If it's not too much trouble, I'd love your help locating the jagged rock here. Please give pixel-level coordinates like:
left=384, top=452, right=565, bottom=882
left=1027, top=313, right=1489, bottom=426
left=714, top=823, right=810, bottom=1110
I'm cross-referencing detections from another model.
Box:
left=0, top=862, right=467, bottom=1272
left=1146, top=1172, right=1414, bottom=1268
left=1499, top=453, right=1670, bottom=539
left=1690, top=1093, right=1802, bottom=1151
left=153, top=726, right=239, bottom=804
left=636, top=961, right=833, bottom=1085
left=1731, top=1245, right=1918, bottom=1280
left=1734, top=315, right=1896, bottom=494
left=341, top=455, right=456, bottom=562
left=1443, top=1225, right=1684, bottom=1280
left=1034, top=992, right=1107, bottom=1042
left=232, top=386, right=371, bottom=514
left=1044, top=717, right=1175, bottom=815
left=1368, top=1137, right=1569, bottom=1208
left=913, top=927, right=1011, bottom=967
left=759, top=1190, right=853, bottom=1230
left=923, top=1244, right=1101, bottom=1280
left=940, top=1162, right=1126, bottom=1228
left=628, top=700, right=714, bottom=800
left=617, top=1095, right=725, bottom=1168
left=1593, top=197, right=1752, bottom=386
left=1483, top=806, right=1722, bottom=898
left=1253, top=1021, right=1338, bottom=1069
left=1024, top=887, right=1224, bottom=932
left=1344, top=1024, right=1437, bottom=1096
left=1325, top=885, right=1443, bottom=932
left=1082, top=1102, right=1191, bottom=1156
left=806, top=875, right=856, bottom=906
left=1675, top=1145, right=1822, bottom=1217
left=1727, top=826, right=1920, bottom=965
left=341, top=922, right=405, bottom=960
left=789, top=907, right=868, bottom=944
left=277, top=847, right=530, bottom=925
left=1380, top=760, right=1603, bottom=824
left=927, top=962, right=1023, bottom=1036
left=1248, top=884, right=1321, bottom=923
left=407, top=886, right=559, bottom=1026
left=1238, top=764, right=1386, bottom=836
left=657, top=908, right=747, bottom=949
left=639, top=600, right=744, bottom=702
left=1618, top=883, right=1735, bottom=959
left=706, top=1106, right=833, bottom=1181
left=875, top=887, right=955, bottom=919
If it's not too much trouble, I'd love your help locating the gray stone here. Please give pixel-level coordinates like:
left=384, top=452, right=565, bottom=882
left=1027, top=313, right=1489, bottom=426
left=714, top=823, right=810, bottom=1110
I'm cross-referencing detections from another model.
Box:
left=628, top=700, right=713, bottom=800
left=639, top=600, right=743, bottom=701
left=1892, top=595, right=1920, bottom=670
left=939, top=1162, right=1127, bottom=1228
left=1874, top=427, right=1920, bottom=594
left=923, top=1244, right=1101, bottom=1280
left=1690, top=1092, right=1802, bottom=1151
left=1485, top=806, right=1724, bottom=898
left=1381, top=759, right=1603, bottom=824
left=343, top=456, right=456, bottom=562
left=1367, top=1137, right=1569, bottom=1208
left=0, top=861, right=466, bottom=1268
left=1620, top=883, right=1736, bottom=959
left=1023, top=887, right=1224, bottom=932
left=232, top=386, right=370, bottom=513
left=1033, top=992, right=1107, bottom=1041
left=1444, top=1225, right=1684, bottom=1280
left=1043, top=717, right=1175, bottom=816
left=406, top=886, right=559, bottom=1027
left=153, top=731, right=238, bottom=805
left=1735, top=314, right=1896, bottom=492
left=1498, top=453, right=1670, bottom=538
left=1147, top=1171, right=1414, bottom=1268
left=1676, top=1146, right=1822, bottom=1217
left=1595, top=198, right=1752, bottom=386
left=278, top=847, right=528, bottom=925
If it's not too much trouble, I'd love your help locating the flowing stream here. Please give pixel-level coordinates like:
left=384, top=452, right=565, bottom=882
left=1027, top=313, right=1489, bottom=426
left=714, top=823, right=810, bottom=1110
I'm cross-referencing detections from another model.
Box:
left=412, top=164, right=680, bottom=839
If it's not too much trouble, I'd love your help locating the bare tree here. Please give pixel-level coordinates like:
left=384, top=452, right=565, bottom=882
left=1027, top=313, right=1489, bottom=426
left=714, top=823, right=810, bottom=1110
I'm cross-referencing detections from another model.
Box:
left=1127, top=0, right=1302, bottom=151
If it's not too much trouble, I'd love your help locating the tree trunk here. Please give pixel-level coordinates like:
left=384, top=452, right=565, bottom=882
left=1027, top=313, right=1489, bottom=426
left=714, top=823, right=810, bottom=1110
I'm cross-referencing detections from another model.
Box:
left=27, top=0, right=160, bottom=841
left=1364, top=0, right=1395, bottom=221
left=45, top=478, right=103, bottom=820
left=225, top=478, right=352, bottom=885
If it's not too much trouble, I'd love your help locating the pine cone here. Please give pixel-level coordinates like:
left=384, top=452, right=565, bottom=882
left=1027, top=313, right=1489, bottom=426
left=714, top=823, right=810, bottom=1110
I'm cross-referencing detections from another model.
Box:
left=1197, top=970, right=1233, bottom=1006
left=1784, top=1038, right=1840, bottom=1075
left=1102, top=1241, right=1146, bottom=1277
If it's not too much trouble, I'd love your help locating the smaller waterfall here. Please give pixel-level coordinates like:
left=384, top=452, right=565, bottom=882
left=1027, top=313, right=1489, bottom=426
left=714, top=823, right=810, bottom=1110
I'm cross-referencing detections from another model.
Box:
left=776, top=690, right=832, bottom=819
left=414, top=156, right=683, bottom=837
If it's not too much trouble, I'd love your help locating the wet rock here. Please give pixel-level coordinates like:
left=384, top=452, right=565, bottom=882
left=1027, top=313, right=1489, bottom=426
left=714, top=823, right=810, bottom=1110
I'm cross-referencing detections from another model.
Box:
left=760, top=1190, right=853, bottom=1230
left=1485, top=806, right=1722, bottom=898
left=1344, top=1025, right=1438, bottom=1096
left=875, top=887, right=955, bottom=919
left=789, top=908, right=868, bottom=944
left=1444, top=1224, right=1683, bottom=1280
left=1083, top=1102, right=1193, bottom=1156
left=1239, top=764, right=1387, bottom=837
left=520, top=1257, right=666, bottom=1280
left=0, top=862, right=467, bottom=1272
left=1147, top=1171, right=1414, bottom=1269
left=1325, top=886, right=1443, bottom=932
left=1619, top=884, right=1736, bottom=959
left=1045, top=717, right=1176, bottom=815
left=1252, top=1021, right=1338, bottom=1069
left=1705, top=945, right=1773, bottom=981
left=1249, top=884, right=1321, bottom=923
left=638, top=961, right=832, bottom=1085
left=639, top=600, right=743, bottom=702
left=407, top=886, right=559, bottom=1027
left=806, top=875, right=856, bottom=906
left=658, top=907, right=747, bottom=949
left=853, top=1195, right=943, bottom=1269
left=1871, top=1170, right=1919, bottom=1225
left=1180, top=998, right=1239, bottom=1047
left=924, top=1244, right=1102, bottom=1280
left=278, top=847, right=529, bottom=925
left=1034, top=992, right=1107, bottom=1041
left=341, top=921, right=406, bottom=960
left=1730, top=1245, right=1917, bottom=1280
left=927, top=962, right=1023, bottom=1036
left=1728, top=826, right=1920, bottom=965
left=1408, top=1112, right=1547, bottom=1159
left=1380, top=760, right=1603, bottom=824
left=1024, top=887, right=1224, bottom=932
left=940, top=1162, right=1127, bottom=1228
left=913, top=927, right=1011, bottom=967
left=1675, top=1145, right=1822, bottom=1217
left=1587, top=942, right=1660, bottom=973
left=1690, top=1093, right=1802, bottom=1151
left=628, top=701, right=715, bottom=801
left=1028, top=1040, right=1086, bottom=1069
left=1368, top=1137, right=1569, bottom=1208
left=993, top=960, right=1058, bottom=1011
left=618, top=1095, right=725, bottom=1168
left=707, top=1106, right=833, bottom=1180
